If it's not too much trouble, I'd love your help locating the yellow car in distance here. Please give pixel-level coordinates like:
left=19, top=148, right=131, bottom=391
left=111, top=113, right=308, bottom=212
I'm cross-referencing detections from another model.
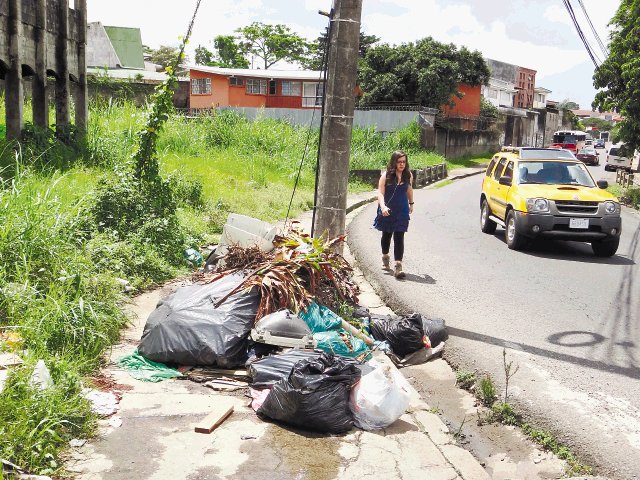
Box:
left=480, top=147, right=622, bottom=257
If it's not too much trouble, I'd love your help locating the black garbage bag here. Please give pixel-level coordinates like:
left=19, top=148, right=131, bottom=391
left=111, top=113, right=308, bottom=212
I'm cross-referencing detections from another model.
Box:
left=422, top=317, right=448, bottom=347
left=370, top=313, right=425, bottom=357
left=249, top=350, right=322, bottom=388
left=257, top=352, right=361, bottom=433
left=138, top=273, right=259, bottom=368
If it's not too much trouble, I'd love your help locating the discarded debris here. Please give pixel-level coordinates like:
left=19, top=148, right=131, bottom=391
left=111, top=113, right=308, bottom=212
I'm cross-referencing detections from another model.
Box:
left=82, top=389, right=120, bottom=416
left=194, top=402, right=234, bottom=434
left=0, top=352, right=23, bottom=368
left=197, top=227, right=359, bottom=320
left=203, top=378, right=248, bottom=391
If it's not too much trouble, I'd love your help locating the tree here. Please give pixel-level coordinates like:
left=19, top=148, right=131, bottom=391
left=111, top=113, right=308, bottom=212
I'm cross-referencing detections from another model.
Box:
left=147, top=45, right=189, bottom=74
left=558, top=99, right=580, bottom=110
left=582, top=117, right=614, bottom=131
left=195, top=45, right=215, bottom=66
left=235, top=22, right=308, bottom=69
left=302, top=29, right=380, bottom=70
left=480, top=97, right=499, bottom=118
left=592, top=0, right=640, bottom=153
left=195, top=36, right=249, bottom=68
left=357, top=37, right=490, bottom=109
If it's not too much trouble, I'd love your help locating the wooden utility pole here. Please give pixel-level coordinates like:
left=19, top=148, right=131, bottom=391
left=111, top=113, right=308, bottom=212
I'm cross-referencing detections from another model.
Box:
left=312, top=0, right=362, bottom=246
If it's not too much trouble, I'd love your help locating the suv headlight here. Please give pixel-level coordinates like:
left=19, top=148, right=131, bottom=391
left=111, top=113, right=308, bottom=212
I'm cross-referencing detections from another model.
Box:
left=603, top=201, right=620, bottom=214
left=526, top=198, right=550, bottom=213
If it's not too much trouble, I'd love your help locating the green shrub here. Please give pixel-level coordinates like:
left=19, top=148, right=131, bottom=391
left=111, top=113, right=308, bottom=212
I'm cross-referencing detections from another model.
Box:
left=478, top=375, right=497, bottom=406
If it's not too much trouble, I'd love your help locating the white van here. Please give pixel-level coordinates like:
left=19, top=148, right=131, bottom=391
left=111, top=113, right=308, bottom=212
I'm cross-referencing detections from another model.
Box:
left=605, top=144, right=632, bottom=172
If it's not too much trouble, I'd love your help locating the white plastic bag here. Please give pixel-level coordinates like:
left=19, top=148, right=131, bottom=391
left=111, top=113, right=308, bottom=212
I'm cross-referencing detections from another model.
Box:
left=350, top=361, right=411, bottom=430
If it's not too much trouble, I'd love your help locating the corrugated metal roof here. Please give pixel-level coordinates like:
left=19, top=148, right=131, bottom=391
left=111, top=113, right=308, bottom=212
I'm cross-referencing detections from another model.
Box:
left=103, top=26, right=145, bottom=70
left=189, top=65, right=325, bottom=81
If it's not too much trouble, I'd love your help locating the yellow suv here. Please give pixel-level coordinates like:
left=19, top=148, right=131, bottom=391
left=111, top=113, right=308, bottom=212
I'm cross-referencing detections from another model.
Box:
left=480, top=147, right=622, bottom=257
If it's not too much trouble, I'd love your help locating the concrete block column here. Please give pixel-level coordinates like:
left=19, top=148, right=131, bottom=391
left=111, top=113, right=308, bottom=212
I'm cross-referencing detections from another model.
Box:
left=6, top=0, right=24, bottom=140
left=55, top=0, right=70, bottom=141
left=32, top=0, right=48, bottom=130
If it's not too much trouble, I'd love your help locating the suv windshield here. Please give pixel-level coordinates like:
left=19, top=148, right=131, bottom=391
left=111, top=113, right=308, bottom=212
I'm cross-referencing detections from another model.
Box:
left=518, top=161, right=596, bottom=187
left=519, top=149, right=575, bottom=160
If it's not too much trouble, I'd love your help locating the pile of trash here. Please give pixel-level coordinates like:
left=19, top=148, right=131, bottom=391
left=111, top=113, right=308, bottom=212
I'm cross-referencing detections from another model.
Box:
left=125, top=216, right=448, bottom=434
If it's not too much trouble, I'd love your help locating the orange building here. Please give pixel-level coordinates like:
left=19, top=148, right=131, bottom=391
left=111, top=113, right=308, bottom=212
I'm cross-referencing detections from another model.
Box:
left=515, top=66, right=536, bottom=108
left=441, top=84, right=481, bottom=117
left=189, top=66, right=325, bottom=110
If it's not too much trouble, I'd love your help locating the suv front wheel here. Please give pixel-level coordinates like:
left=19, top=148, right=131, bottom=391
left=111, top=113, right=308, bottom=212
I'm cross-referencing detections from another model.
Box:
left=591, top=238, right=619, bottom=257
left=480, top=199, right=497, bottom=234
left=505, top=210, right=525, bottom=250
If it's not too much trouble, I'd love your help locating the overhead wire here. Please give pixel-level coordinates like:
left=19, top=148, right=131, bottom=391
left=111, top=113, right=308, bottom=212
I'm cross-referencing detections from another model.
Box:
left=561, top=0, right=601, bottom=67
left=284, top=11, right=333, bottom=235
left=576, top=0, right=609, bottom=58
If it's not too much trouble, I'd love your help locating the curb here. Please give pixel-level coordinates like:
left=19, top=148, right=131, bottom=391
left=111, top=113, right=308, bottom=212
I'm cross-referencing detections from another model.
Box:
left=342, top=219, right=491, bottom=480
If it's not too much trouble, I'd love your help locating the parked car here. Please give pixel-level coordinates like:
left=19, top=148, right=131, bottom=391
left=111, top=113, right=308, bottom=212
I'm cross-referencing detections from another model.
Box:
left=576, top=147, right=599, bottom=166
left=604, top=144, right=632, bottom=171
left=480, top=147, right=621, bottom=256
left=594, top=139, right=605, bottom=149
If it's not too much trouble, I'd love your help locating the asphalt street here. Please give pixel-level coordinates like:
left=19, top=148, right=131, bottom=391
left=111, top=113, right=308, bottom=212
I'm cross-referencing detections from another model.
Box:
left=347, top=147, right=640, bottom=480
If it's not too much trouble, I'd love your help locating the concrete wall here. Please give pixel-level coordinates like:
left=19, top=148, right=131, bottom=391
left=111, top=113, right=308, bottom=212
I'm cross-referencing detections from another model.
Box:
left=433, top=128, right=500, bottom=158
left=87, top=22, right=121, bottom=68
left=216, top=106, right=418, bottom=132
left=0, top=1, right=83, bottom=80
left=486, top=58, right=519, bottom=84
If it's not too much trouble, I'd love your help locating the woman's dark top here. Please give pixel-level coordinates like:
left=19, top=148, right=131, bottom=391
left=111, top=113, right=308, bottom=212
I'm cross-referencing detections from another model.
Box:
left=373, top=177, right=410, bottom=233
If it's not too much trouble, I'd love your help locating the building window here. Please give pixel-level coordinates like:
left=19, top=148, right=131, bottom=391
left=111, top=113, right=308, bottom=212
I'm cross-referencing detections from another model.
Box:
left=302, top=82, right=324, bottom=107
left=269, top=80, right=276, bottom=95
left=246, top=78, right=267, bottom=94
left=229, top=77, right=244, bottom=86
left=191, top=78, right=211, bottom=95
left=488, top=88, right=498, bottom=99
left=281, top=81, right=301, bottom=96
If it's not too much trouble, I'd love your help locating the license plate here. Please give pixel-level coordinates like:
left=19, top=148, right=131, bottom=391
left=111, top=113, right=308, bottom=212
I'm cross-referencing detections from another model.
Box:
left=569, top=218, right=589, bottom=229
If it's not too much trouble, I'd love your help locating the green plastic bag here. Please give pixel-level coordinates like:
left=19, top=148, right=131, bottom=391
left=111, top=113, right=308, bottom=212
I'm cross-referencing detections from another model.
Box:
left=299, top=302, right=343, bottom=333
left=313, top=330, right=371, bottom=360
left=117, top=349, right=182, bottom=382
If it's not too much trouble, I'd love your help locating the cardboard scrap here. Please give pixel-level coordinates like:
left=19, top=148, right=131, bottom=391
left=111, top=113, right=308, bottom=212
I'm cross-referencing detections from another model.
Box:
left=194, top=402, right=234, bottom=434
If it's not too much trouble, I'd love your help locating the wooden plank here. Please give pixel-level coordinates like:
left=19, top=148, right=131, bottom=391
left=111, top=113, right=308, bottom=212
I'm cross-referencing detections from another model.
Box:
left=194, top=403, right=234, bottom=434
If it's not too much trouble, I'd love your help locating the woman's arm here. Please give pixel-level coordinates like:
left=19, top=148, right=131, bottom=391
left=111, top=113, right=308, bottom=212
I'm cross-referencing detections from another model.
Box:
left=408, top=173, right=414, bottom=214
left=377, top=173, right=391, bottom=216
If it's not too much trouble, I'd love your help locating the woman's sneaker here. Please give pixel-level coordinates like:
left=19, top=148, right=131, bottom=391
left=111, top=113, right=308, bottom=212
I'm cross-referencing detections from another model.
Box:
left=382, top=254, right=390, bottom=270
left=394, top=261, right=405, bottom=279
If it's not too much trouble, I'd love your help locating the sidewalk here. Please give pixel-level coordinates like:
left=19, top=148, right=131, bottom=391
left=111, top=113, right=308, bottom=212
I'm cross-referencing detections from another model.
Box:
left=64, top=167, right=490, bottom=480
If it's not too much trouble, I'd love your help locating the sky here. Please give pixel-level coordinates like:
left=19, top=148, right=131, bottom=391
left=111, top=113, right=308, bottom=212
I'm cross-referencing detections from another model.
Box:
left=84, top=0, right=620, bottom=110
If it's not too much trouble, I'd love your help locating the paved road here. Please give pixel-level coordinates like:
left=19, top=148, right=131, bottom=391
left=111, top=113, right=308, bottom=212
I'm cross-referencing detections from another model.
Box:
left=347, top=150, right=640, bottom=480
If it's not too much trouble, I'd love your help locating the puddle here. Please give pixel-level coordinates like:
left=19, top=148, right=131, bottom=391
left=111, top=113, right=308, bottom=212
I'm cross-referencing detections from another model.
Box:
left=232, top=422, right=343, bottom=480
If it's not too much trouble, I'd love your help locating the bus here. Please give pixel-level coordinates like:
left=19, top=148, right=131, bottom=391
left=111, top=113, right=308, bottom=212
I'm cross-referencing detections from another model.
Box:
left=550, top=130, right=587, bottom=154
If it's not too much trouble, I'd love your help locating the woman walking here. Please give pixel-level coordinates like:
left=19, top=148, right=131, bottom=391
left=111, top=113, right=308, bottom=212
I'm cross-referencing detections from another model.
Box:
left=374, top=150, right=414, bottom=279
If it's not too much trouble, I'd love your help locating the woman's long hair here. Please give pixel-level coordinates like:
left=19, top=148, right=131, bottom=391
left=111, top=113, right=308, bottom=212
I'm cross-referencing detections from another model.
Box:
left=385, top=150, right=411, bottom=185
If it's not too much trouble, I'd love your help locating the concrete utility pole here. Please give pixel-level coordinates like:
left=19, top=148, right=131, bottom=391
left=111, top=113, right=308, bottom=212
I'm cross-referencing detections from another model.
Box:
left=312, top=0, right=362, bottom=246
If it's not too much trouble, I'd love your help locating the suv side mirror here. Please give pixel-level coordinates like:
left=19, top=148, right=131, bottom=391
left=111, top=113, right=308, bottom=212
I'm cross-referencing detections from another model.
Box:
left=499, top=175, right=512, bottom=186
left=597, top=179, right=609, bottom=189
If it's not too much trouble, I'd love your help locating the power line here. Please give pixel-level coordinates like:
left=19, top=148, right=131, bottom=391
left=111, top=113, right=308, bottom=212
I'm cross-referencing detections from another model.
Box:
left=576, top=0, right=609, bottom=58
left=562, top=0, right=601, bottom=67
